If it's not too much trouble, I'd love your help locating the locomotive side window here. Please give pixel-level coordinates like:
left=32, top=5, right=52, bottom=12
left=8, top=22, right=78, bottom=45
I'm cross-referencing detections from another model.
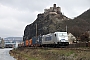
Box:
left=45, top=36, right=51, bottom=41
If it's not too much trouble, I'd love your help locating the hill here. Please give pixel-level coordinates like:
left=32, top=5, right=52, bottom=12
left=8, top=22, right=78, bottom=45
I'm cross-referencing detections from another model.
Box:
left=63, top=9, right=90, bottom=37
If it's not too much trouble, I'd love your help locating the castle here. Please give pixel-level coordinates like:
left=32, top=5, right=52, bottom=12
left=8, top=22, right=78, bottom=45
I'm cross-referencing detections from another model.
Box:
left=37, top=4, right=70, bottom=20
left=44, top=4, right=61, bottom=15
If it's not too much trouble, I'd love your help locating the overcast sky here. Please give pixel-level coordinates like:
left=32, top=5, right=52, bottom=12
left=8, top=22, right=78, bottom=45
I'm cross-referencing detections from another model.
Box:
left=0, top=0, right=90, bottom=38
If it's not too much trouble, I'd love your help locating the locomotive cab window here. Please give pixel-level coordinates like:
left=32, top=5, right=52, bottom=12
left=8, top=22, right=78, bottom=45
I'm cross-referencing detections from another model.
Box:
left=55, top=34, right=56, bottom=37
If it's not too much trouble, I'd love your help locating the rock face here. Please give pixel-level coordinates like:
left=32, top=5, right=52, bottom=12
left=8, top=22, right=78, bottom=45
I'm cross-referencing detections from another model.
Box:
left=23, top=4, right=70, bottom=41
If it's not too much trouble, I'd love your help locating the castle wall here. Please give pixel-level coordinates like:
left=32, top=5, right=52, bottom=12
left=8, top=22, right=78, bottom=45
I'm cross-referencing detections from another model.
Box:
left=44, top=9, right=49, bottom=13
left=53, top=8, right=57, bottom=12
left=49, top=12, right=57, bottom=15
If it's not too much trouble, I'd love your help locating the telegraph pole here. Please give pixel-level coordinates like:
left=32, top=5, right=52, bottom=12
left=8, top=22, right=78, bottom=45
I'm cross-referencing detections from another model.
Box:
left=36, top=23, right=38, bottom=48
left=66, top=25, right=67, bottom=32
left=36, top=23, right=37, bottom=37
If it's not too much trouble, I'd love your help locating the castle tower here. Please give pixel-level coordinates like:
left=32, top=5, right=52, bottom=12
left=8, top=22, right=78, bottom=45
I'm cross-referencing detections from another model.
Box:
left=57, top=7, right=61, bottom=12
left=53, top=4, right=56, bottom=8
left=50, top=7, right=53, bottom=11
left=57, top=7, right=61, bottom=14
left=53, top=4, right=57, bottom=12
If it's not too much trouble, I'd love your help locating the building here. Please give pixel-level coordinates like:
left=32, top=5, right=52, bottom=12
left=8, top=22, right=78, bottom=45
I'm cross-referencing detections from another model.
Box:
left=87, top=31, right=90, bottom=42
left=68, top=33, right=76, bottom=44
left=4, top=37, right=23, bottom=48
left=0, top=37, right=5, bottom=48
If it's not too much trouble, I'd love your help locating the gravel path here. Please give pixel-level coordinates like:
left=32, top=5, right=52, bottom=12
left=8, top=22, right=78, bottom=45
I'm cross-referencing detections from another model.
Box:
left=0, top=48, right=16, bottom=60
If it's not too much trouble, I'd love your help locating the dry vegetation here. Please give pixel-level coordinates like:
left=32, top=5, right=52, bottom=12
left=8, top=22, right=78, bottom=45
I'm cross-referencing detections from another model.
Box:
left=10, top=47, right=90, bottom=60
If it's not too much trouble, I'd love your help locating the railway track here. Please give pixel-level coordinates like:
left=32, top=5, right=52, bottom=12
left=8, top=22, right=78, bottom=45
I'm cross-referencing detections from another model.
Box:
left=19, top=46, right=90, bottom=52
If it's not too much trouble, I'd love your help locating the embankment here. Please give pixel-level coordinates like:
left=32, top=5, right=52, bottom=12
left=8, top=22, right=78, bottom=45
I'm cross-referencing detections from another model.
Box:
left=10, top=47, right=90, bottom=60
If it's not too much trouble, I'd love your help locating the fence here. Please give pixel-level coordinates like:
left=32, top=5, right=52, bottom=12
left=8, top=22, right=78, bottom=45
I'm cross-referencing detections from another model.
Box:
left=67, top=42, right=89, bottom=48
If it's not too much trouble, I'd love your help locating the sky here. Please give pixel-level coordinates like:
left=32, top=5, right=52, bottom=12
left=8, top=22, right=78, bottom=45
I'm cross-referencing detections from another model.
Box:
left=0, top=0, right=90, bottom=38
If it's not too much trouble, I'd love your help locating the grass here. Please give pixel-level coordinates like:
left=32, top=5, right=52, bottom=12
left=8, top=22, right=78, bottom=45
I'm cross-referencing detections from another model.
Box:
left=12, top=50, right=40, bottom=60
left=10, top=47, right=90, bottom=60
left=21, top=53, right=39, bottom=60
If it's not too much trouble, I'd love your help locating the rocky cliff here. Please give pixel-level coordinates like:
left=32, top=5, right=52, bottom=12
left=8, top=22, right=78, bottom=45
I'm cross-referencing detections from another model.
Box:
left=23, top=4, right=70, bottom=40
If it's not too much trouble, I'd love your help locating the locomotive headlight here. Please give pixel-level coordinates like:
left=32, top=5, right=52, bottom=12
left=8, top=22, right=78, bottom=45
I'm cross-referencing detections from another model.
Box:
left=60, top=40, right=61, bottom=42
